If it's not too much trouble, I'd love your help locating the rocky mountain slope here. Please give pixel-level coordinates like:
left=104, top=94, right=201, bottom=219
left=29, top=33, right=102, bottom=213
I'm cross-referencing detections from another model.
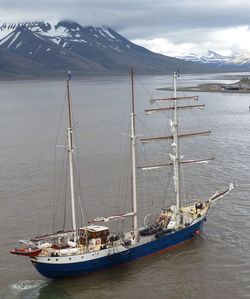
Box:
left=0, top=21, right=216, bottom=79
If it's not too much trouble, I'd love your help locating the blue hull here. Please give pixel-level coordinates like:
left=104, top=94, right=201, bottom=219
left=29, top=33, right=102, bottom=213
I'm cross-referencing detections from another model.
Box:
left=32, top=219, right=204, bottom=278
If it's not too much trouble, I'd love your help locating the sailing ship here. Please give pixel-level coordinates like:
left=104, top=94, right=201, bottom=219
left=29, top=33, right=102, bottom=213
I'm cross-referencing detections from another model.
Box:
left=10, top=70, right=235, bottom=278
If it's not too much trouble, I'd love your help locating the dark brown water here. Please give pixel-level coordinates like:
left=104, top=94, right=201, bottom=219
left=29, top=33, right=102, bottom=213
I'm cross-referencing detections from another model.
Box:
left=0, top=74, right=250, bottom=299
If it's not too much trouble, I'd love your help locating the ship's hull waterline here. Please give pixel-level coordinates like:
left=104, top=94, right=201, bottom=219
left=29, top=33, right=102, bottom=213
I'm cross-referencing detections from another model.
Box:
left=31, top=217, right=205, bottom=278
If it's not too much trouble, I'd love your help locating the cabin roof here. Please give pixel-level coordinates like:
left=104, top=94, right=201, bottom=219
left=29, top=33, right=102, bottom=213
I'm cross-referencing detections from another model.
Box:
left=79, top=225, right=109, bottom=232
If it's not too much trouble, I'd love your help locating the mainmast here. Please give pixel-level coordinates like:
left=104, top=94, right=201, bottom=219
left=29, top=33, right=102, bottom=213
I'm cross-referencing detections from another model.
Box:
left=66, top=72, right=77, bottom=239
left=173, top=72, right=181, bottom=210
left=87, top=69, right=139, bottom=230
left=130, top=67, right=138, bottom=236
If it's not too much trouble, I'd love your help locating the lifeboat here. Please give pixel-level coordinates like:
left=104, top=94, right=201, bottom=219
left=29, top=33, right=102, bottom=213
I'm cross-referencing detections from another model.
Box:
left=10, top=247, right=42, bottom=257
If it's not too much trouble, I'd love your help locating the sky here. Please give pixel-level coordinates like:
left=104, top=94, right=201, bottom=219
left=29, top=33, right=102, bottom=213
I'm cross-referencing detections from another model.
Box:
left=1, top=0, right=250, bottom=57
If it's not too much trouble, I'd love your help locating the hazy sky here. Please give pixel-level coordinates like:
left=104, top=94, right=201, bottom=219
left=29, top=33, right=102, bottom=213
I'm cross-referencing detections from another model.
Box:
left=1, top=0, right=250, bottom=56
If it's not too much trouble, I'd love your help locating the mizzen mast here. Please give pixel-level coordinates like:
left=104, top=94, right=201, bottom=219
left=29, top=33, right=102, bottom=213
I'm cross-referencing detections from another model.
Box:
left=66, top=71, right=77, bottom=239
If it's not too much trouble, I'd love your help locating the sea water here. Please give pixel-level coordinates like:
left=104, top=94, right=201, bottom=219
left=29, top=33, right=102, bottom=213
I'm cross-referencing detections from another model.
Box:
left=0, top=73, right=250, bottom=299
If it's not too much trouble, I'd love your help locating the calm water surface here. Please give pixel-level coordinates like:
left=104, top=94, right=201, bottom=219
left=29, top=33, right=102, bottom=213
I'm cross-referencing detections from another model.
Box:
left=0, top=73, right=250, bottom=299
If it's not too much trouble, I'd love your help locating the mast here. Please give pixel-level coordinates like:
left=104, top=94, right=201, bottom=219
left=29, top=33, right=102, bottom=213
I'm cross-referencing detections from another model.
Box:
left=173, top=72, right=181, bottom=210
left=141, top=73, right=230, bottom=212
left=66, top=72, right=77, bottom=239
left=130, top=67, right=138, bottom=236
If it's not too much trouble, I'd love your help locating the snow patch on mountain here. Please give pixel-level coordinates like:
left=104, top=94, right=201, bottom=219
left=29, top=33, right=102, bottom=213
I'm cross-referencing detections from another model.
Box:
left=0, top=22, right=51, bottom=39
left=100, top=26, right=116, bottom=39
left=0, top=31, right=14, bottom=46
left=16, top=41, right=22, bottom=49
left=231, top=52, right=250, bottom=65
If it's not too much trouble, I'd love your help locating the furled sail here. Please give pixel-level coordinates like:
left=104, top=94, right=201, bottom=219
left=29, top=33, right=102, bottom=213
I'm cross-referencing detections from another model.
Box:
left=145, top=104, right=205, bottom=115
left=141, top=130, right=211, bottom=143
left=138, top=158, right=214, bottom=171
left=150, top=96, right=198, bottom=103
left=89, top=212, right=135, bottom=223
left=207, top=183, right=236, bottom=205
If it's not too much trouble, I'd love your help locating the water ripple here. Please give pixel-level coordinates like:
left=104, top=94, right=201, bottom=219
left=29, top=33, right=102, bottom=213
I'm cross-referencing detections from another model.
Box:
left=9, top=280, right=48, bottom=299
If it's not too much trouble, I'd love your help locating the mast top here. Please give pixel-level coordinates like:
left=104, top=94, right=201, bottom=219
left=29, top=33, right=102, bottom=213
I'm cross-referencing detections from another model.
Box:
left=131, top=67, right=135, bottom=115
left=66, top=72, right=73, bottom=132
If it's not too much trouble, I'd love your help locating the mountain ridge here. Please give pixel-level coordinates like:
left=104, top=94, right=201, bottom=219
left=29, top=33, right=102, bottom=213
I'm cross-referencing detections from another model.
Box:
left=176, top=50, right=250, bottom=67
left=0, top=21, right=248, bottom=79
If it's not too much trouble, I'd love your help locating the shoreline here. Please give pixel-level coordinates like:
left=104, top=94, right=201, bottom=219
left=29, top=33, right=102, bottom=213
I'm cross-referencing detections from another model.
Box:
left=158, top=84, right=250, bottom=93
left=158, top=77, right=250, bottom=94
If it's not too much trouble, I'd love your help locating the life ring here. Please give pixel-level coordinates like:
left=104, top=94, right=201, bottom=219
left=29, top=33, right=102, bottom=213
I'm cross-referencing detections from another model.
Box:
left=42, top=249, right=49, bottom=256
left=96, top=240, right=101, bottom=245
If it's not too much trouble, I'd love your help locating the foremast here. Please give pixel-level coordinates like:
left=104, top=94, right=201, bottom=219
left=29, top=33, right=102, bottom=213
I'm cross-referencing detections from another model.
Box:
left=66, top=72, right=77, bottom=241
left=172, top=72, right=181, bottom=211
left=139, top=72, right=216, bottom=215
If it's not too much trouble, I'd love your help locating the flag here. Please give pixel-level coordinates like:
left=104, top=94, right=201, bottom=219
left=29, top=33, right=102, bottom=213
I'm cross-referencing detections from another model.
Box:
left=68, top=70, right=71, bottom=80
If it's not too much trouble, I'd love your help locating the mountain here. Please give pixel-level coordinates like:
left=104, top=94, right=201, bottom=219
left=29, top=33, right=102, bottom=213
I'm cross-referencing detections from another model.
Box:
left=177, top=50, right=250, bottom=68
left=1, top=21, right=249, bottom=79
left=200, top=51, right=234, bottom=65
left=230, top=52, right=250, bottom=65
left=0, top=21, right=212, bottom=78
